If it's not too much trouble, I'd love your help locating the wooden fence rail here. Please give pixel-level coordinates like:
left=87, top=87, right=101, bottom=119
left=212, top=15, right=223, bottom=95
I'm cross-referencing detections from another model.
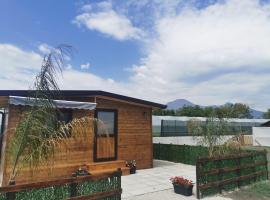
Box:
left=0, top=169, right=122, bottom=200
left=196, top=151, right=268, bottom=199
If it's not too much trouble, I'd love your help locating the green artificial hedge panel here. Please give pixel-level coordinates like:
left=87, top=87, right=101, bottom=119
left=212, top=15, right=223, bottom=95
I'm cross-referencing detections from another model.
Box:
left=197, top=151, right=268, bottom=198
left=153, top=143, right=209, bottom=165
left=0, top=175, right=121, bottom=200
left=153, top=143, right=268, bottom=199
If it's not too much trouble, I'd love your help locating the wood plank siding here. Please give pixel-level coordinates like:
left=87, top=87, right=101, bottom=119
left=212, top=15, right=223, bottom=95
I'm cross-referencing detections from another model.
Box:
left=0, top=96, right=153, bottom=186
left=95, top=97, right=153, bottom=169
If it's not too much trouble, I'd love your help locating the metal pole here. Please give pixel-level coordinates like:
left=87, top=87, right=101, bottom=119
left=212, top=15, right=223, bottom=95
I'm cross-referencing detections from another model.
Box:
left=161, top=120, right=164, bottom=137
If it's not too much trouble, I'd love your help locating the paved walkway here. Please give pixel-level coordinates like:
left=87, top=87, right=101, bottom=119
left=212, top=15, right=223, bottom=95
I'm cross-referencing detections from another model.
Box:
left=122, top=160, right=231, bottom=200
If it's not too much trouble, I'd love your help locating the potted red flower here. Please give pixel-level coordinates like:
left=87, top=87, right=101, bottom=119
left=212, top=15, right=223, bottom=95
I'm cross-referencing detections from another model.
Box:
left=170, top=176, right=193, bottom=196
left=126, top=160, right=136, bottom=174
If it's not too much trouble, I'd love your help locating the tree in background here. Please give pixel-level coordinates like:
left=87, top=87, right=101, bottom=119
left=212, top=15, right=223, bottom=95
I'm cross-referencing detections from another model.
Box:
left=176, top=105, right=205, bottom=117
left=152, top=109, right=176, bottom=116
left=263, top=109, right=270, bottom=119
left=188, top=116, right=229, bottom=156
left=216, top=103, right=252, bottom=118
left=232, top=103, right=252, bottom=118
left=154, top=103, right=252, bottom=119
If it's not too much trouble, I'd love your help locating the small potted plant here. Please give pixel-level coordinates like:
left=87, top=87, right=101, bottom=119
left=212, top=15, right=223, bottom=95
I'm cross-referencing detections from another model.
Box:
left=72, top=165, right=90, bottom=177
left=170, top=176, right=193, bottom=196
left=126, top=160, right=136, bottom=174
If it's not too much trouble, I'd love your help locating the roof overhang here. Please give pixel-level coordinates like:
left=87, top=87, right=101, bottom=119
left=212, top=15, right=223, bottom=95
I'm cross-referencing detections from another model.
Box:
left=9, top=96, right=96, bottom=110
left=0, top=90, right=167, bottom=109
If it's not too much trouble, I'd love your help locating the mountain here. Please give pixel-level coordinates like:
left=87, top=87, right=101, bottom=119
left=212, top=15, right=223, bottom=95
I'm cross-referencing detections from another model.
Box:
left=167, top=99, right=195, bottom=110
left=166, top=99, right=264, bottom=118
left=250, top=109, right=264, bottom=119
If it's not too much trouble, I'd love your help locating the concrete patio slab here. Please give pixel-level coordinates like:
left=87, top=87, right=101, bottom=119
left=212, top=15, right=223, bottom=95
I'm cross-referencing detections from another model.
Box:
left=122, top=160, right=231, bottom=200
left=124, top=188, right=231, bottom=200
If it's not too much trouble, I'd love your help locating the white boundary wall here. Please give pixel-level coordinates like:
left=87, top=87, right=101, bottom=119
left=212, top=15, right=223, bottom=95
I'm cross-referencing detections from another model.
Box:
left=153, top=136, right=234, bottom=146
left=253, top=127, right=270, bottom=146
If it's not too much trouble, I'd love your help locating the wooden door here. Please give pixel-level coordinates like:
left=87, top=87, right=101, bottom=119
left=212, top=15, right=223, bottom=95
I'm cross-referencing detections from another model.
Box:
left=94, top=109, right=117, bottom=162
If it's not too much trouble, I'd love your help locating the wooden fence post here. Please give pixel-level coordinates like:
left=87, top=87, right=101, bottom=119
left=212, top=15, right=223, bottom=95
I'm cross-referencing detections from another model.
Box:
left=6, top=192, right=16, bottom=200
left=6, top=180, right=16, bottom=200
left=183, top=144, right=186, bottom=164
left=253, top=153, right=256, bottom=183
left=236, top=155, right=241, bottom=188
left=161, top=120, right=164, bottom=137
left=117, top=168, right=122, bottom=176
left=158, top=143, right=161, bottom=159
left=196, top=159, right=200, bottom=199
left=264, top=150, right=269, bottom=180
left=117, top=168, right=122, bottom=198
left=70, top=182, right=78, bottom=197
left=218, top=159, right=222, bottom=194
left=169, top=143, right=172, bottom=161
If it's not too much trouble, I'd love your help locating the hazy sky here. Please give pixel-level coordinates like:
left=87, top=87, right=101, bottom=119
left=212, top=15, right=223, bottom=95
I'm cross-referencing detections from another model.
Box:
left=1, top=0, right=270, bottom=110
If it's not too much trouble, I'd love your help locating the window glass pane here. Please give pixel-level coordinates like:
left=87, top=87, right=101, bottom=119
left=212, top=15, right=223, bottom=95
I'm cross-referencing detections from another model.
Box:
left=58, top=111, right=72, bottom=124
left=57, top=110, right=72, bottom=137
left=0, top=112, right=2, bottom=134
left=97, top=111, right=115, bottom=135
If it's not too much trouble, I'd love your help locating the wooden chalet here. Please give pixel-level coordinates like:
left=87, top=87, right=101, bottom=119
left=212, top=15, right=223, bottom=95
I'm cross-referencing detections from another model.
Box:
left=0, top=90, right=166, bottom=186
